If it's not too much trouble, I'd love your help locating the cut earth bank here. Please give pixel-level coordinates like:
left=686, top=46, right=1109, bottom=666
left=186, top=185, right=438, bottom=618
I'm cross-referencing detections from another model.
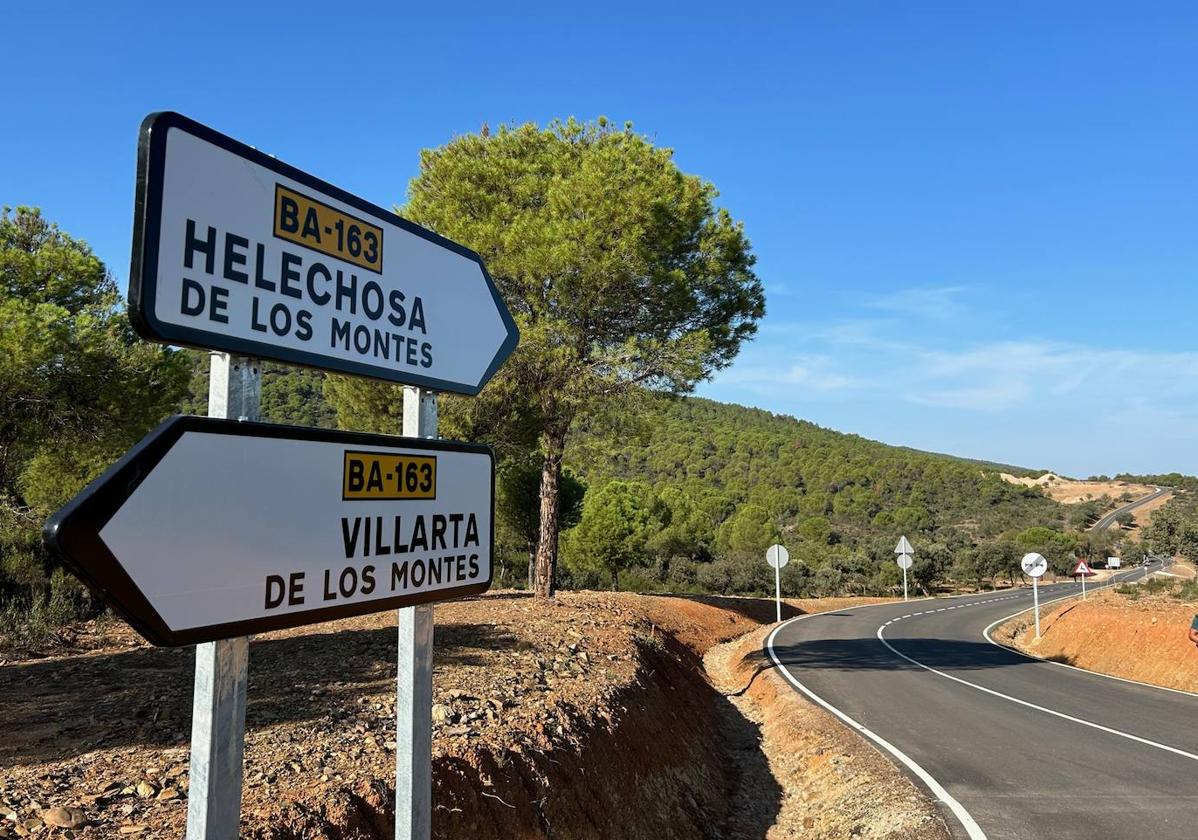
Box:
left=992, top=569, right=1198, bottom=694
left=0, top=592, right=952, bottom=839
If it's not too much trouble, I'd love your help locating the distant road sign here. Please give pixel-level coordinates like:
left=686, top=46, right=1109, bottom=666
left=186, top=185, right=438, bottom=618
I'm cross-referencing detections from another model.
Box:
left=1073, top=560, right=1095, bottom=577
left=44, top=416, right=494, bottom=645
left=897, top=553, right=913, bottom=570
left=766, top=544, right=790, bottom=569
left=129, top=112, right=518, bottom=394
left=1107, top=556, right=1122, bottom=568
left=1021, top=552, right=1048, bottom=578
left=895, top=535, right=914, bottom=555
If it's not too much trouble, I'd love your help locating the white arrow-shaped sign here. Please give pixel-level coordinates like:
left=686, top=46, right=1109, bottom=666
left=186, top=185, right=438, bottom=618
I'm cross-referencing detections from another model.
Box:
left=129, top=112, right=518, bottom=395
left=44, top=416, right=495, bottom=645
left=895, top=535, right=914, bottom=555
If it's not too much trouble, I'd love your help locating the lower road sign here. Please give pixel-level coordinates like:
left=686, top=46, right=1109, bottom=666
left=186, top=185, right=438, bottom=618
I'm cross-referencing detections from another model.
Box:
left=1021, top=552, right=1048, bottom=578
left=44, top=416, right=494, bottom=645
left=766, top=544, right=790, bottom=569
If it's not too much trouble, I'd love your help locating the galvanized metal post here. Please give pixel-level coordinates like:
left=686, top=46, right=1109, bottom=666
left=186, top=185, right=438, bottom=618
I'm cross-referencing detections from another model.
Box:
left=774, top=561, right=782, bottom=623
left=186, top=353, right=260, bottom=840
left=396, top=386, right=436, bottom=840
left=1032, top=576, right=1041, bottom=640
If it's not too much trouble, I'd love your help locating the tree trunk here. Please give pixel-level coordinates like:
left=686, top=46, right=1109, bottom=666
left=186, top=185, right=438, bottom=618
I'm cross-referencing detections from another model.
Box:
left=611, top=570, right=618, bottom=591
left=527, top=545, right=536, bottom=591
left=533, top=424, right=567, bottom=598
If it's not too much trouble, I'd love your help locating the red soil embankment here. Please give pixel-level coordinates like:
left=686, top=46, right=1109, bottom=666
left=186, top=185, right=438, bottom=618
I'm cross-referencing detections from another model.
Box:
left=993, top=588, right=1198, bottom=694
left=705, top=626, right=951, bottom=840
left=0, top=592, right=918, bottom=839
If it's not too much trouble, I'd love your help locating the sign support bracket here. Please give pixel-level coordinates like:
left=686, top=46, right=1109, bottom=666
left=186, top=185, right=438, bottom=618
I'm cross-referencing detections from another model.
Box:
left=395, top=386, right=437, bottom=840
left=186, top=353, right=261, bottom=840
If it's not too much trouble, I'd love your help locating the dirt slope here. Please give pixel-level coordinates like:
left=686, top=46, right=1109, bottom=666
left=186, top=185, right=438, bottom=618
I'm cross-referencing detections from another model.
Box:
left=705, top=628, right=950, bottom=840
left=992, top=585, right=1198, bottom=693
left=0, top=592, right=915, bottom=839
left=998, top=473, right=1156, bottom=504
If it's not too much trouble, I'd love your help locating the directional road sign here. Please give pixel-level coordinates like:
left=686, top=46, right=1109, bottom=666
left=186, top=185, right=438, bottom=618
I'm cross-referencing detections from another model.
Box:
left=129, top=112, right=518, bottom=395
left=766, top=544, right=790, bottom=569
left=1021, top=552, right=1048, bottom=578
left=43, top=416, right=494, bottom=646
left=895, top=535, right=914, bottom=556
left=1073, top=559, right=1096, bottom=577
left=896, top=553, right=913, bottom=570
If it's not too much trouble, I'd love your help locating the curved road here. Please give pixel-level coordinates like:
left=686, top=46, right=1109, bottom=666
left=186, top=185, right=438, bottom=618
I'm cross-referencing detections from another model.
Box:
left=768, top=560, right=1198, bottom=840
left=1090, top=487, right=1171, bottom=532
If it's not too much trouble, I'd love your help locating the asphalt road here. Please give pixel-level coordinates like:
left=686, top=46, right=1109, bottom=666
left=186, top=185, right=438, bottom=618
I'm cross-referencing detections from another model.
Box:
left=768, top=560, right=1198, bottom=840
left=1090, top=487, right=1171, bottom=531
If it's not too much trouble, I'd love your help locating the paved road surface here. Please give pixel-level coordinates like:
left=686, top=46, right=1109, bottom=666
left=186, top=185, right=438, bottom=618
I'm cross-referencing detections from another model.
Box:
left=768, top=560, right=1198, bottom=840
left=1090, top=487, right=1171, bottom=532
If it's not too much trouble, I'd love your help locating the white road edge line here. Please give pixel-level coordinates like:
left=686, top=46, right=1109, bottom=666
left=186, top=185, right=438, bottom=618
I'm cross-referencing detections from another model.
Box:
left=766, top=618, right=987, bottom=840
left=981, top=591, right=1198, bottom=700
left=877, top=615, right=1198, bottom=763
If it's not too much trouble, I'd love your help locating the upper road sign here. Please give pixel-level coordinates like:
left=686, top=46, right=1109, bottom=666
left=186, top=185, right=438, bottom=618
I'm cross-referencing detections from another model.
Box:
left=895, top=536, right=913, bottom=555
left=43, top=416, right=494, bottom=646
left=129, top=112, right=518, bottom=395
left=1021, top=552, right=1048, bottom=578
left=766, top=544, right=790, bottom=569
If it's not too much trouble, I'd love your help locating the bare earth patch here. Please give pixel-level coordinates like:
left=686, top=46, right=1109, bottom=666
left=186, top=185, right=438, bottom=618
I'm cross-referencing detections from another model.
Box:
left=992, top=585, right=1198, bottom=693
left=997, top=472, right=1157, bottom=504
left=704, top=624, right=950, bottom=840
left=0, top=591, right=933, bottom=839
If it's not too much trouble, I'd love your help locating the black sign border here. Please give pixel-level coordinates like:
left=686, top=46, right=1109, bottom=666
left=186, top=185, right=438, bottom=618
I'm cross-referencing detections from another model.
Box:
left=43, top=415, right=495, bottom=646
left=128, top=111, right=519, bottom=396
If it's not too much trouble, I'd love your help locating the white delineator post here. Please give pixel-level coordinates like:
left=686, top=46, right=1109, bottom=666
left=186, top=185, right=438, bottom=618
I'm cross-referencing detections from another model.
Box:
left=186, top=353, right=260, bottom=840
left=396, top=386, right=436, bottom=840
left=1081, top=570, right=1087, bottom=600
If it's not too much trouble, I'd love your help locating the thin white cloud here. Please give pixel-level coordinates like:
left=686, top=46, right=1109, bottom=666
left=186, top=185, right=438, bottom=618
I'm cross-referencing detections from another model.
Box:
left=719, top=331, right=1198, bottom=418
left=866, top=285, right=970, bottom=321
left=732, top=354, right=869, bottom=392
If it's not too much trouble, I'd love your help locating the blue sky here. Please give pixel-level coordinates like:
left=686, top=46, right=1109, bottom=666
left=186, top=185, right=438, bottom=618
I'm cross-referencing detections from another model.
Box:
left=4, top=2, right=1196, bottom=476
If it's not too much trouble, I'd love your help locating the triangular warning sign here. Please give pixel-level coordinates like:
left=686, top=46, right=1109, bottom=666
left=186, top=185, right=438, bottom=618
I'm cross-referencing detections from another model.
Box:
left=1073, top=559, right=1094, bottom=576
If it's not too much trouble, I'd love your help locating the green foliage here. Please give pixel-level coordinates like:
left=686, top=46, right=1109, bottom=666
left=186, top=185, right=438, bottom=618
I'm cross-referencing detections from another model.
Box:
left=566, top=394, right=1066, bottom=596
left=564, top=480, right=662, bottom=589
left=716, top=504, right=780, bottom=560
left=1142, top=495, right=1198, bottom=561
left=1068, top=500, right=1104, bottom=529
left=1174, top=579, right=1198, bottom=601
left=327, top=118, right=765, bottom=595
left=1119, top=541, right=1146, bottom=566
left=1115, top=472, right=1198, bottom=492
left=0, top=207, right=189, bottom=624
left=1014, top=526, right=1078, bottom=575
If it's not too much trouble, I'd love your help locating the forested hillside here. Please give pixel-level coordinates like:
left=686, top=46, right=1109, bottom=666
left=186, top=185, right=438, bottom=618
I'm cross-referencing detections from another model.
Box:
left=174, top=361, right=1076, bottom=597
left=559, top=395, right=1067, bottom=595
